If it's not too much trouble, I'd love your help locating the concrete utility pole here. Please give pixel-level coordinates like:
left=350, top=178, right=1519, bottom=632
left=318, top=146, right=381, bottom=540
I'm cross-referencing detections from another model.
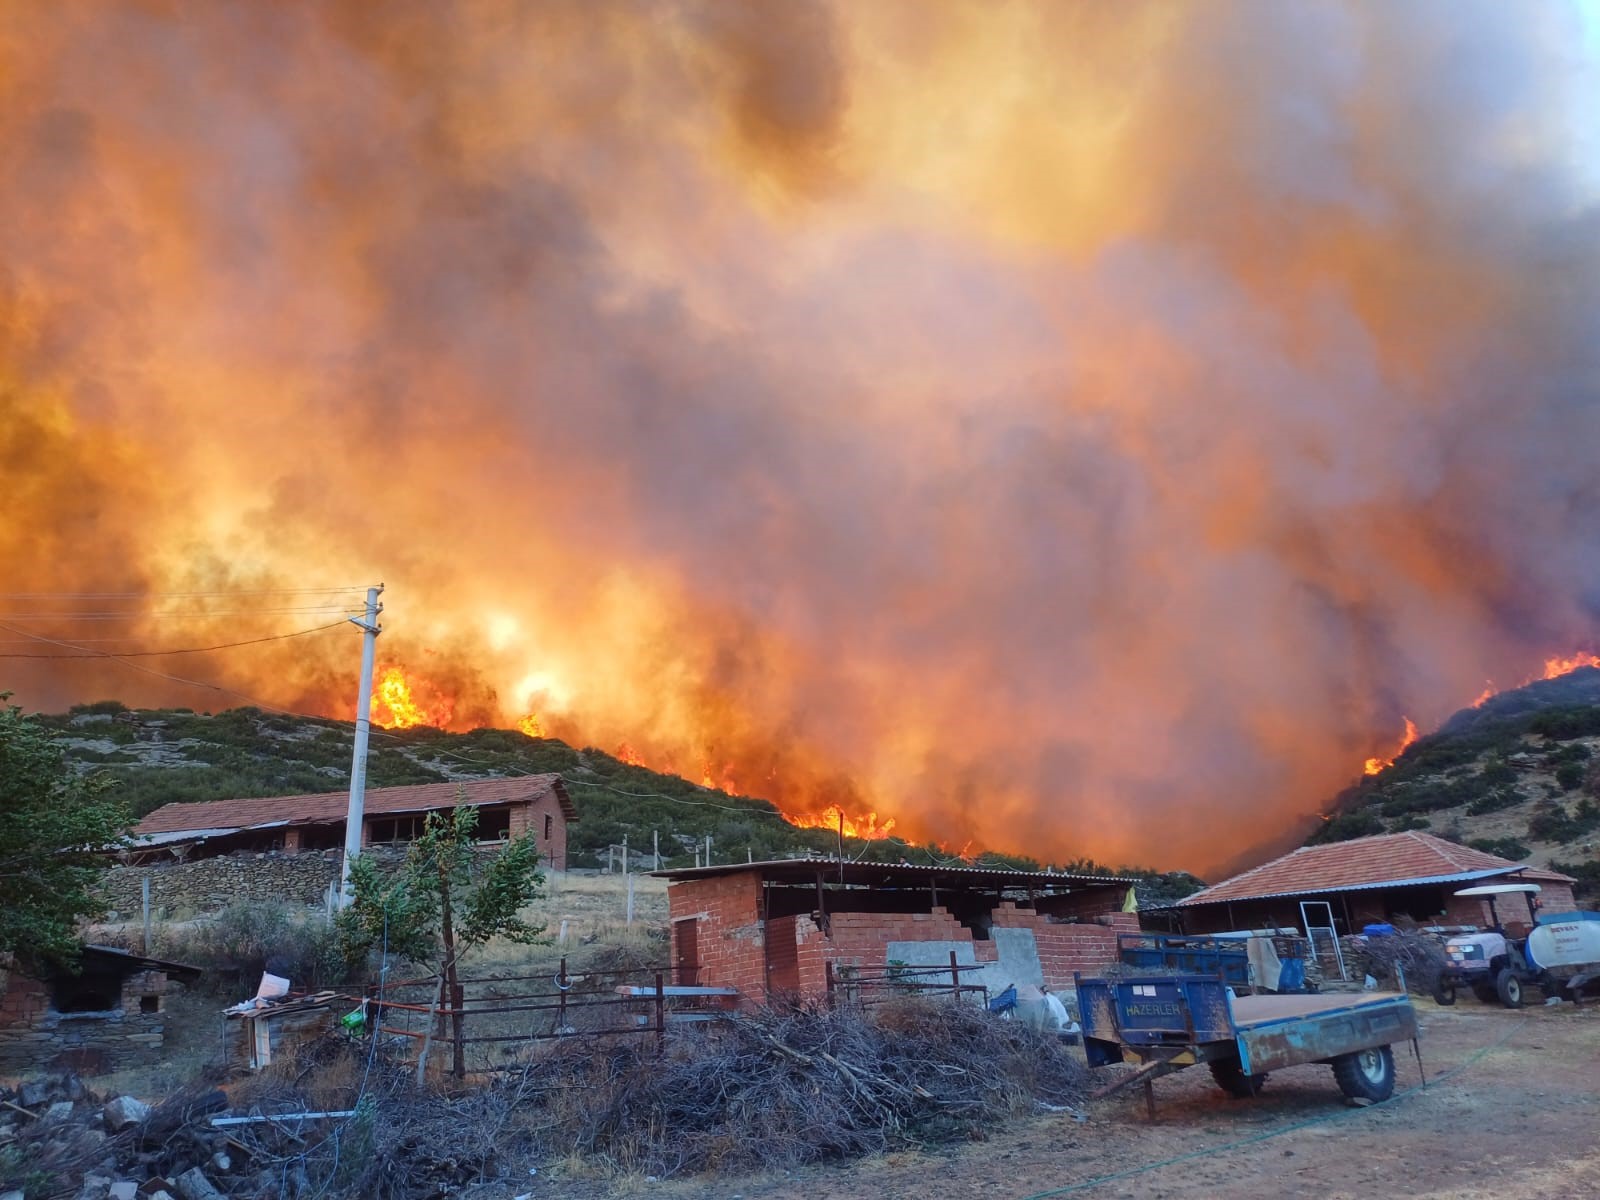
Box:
left=338, top=584, right=384, bottom=905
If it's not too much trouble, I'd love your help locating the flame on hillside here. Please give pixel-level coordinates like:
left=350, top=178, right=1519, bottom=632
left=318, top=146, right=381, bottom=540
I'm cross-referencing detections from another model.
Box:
left=1542, top=652, right=1600, bottom=679
left=371, top=667, right=454, bottom=730
left=1363, top=717, right=1419, bottom=776
left=517, top=713, right=546, bottom=738
left=783, top=803, right=898, bottom=841
left=614, top=742, right=644, bottom=767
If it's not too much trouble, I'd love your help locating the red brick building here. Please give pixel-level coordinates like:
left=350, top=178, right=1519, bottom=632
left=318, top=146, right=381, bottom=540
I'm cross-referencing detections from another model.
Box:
left=1174, top=832, right=1578, bottom=935
left=131, top=776, right=576, bottom=870
left=658, top=860, right=1139, bottom=1007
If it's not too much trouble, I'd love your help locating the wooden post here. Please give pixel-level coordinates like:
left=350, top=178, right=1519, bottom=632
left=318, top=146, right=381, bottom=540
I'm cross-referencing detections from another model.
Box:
left=949, top=949, right=961, bottom=997
left=557, top=957, right=568, bottom=1035
left=141, top=876, right=153, bottom=956
left=626, top=872, right=635, bottom=926
left=653, top=971, right=666, bottom=1050
left=416, top=975, right=446, bottom=1085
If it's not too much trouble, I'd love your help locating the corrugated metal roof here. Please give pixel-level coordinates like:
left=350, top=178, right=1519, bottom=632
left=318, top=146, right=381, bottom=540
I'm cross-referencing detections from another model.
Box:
left=134, top=775, right=575, bottom=838
left=652, top=858, right=1127, bottom=890
left=1178, top=830, right=1576, bottom=907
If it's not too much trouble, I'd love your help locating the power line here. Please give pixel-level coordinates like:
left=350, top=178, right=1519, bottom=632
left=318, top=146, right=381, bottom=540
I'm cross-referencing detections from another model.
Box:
left=0, top=619, right=347, bottom=720
left=0, top=619, right=350, bottom=658
left=0, top=607, right=362, bottom=620
left=0, top=587, right=368, bottom=599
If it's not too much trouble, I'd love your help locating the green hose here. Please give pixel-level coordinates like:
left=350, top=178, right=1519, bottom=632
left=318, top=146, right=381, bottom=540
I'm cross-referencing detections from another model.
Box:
left=1014, top=1025, right=1520, bottom=1199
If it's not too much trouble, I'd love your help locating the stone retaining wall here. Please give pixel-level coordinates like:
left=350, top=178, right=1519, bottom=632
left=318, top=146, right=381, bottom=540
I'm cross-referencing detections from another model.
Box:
left=100, top=845, right=519, bottom=919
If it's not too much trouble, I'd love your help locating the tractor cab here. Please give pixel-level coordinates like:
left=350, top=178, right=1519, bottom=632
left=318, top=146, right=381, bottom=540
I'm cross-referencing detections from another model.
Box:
left=1435, top=883, right=1542, bottom=1007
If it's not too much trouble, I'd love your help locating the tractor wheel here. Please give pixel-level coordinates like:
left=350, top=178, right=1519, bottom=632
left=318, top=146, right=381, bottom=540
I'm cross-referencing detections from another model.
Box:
left=1209, top=1059, right=1269, bottom=1099
left=1431, top=978, right=1456, bottom=1006
left=1332, top=1045, right=1396, bottom=1103
left=1495, top=968, right=1524, bottom=1009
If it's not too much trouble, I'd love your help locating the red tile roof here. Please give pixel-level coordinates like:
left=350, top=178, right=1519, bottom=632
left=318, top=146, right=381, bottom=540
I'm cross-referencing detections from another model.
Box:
left=1178, top=831, right=1575, bottom=906
left=134, top=775, right=574, bottom=837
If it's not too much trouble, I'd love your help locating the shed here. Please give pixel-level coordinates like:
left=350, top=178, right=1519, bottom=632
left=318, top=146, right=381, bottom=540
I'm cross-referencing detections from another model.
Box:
left=654, top=858, right=1140, bottom=1007
left=1175, top=832, right=1578, bottom=937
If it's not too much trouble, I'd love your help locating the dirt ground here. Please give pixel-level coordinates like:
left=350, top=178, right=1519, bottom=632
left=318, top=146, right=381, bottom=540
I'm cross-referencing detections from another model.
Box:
left=539, top=1000, right=1600, bottom=1200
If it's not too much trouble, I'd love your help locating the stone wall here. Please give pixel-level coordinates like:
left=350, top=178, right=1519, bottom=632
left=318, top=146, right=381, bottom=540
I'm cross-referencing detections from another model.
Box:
left=100, top=842, right=553, bottom=919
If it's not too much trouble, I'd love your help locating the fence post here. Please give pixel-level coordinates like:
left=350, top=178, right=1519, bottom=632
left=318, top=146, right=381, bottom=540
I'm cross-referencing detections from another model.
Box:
left=557, top=956, right=568, bottom=1035
left=653, top=971, right=665, bottom=1051
left=949, top=950, right=960, bottom=997
left=416, top=975, right=445, bottom=1085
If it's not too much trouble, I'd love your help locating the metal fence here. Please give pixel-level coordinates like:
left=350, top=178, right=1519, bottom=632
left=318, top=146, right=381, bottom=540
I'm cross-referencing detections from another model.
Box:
left=364, top=959, right=738, bottom=1076
left=825, top=952, right=991, bottom=1009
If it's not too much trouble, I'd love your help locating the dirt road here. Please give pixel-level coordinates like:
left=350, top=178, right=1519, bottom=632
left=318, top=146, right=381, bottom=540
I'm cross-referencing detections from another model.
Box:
left=702, top=1002, right=1600, bottom=1200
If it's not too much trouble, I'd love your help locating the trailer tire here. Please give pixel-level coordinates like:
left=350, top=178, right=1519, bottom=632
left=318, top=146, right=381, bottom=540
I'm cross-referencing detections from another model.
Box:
left=1332, top=1045, right=1395, bottom=1103
left=1209, top=1060, right=1269, bottom=1098
left=1431, top=978, right=1456, bottom=1006
left=1495, top=969, right=1524, bottom=1009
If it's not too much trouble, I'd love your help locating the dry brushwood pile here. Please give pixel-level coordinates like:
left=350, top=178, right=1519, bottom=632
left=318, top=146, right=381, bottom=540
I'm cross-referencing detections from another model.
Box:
left=1352, top=930, right=1448, bottom=993
left=2, top=1001, right=1090, bottom=1198
left=522, top=999, right=1091, bottom=1176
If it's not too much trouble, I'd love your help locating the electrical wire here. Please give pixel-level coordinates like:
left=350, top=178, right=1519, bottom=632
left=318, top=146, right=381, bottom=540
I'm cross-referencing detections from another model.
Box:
left=0, top=607, right=362, bottom=619
left=0, top=619, right=345, bottom=720
left=0, top=587, right=368, bottom=598
left=0, top=619, right=351, bottom=658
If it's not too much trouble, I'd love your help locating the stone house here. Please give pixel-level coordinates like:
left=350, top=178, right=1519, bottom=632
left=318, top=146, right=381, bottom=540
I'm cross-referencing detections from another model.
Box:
left=657, top=859, right=1139, bottom=1007
left=0, top=946, right=202, bottom=1076
left=129, top=776, right=576, bottom=870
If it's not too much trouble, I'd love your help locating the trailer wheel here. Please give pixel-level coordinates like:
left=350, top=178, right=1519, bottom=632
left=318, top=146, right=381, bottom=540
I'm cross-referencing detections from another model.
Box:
left=1332, top=1045, right=1395, bottom=1103
left=1209, top=1060, right=1269, bottom=1099
left=1495, top=969, right=1524, bottom=1009
left=1431, top=978, right=1456, bottom=1006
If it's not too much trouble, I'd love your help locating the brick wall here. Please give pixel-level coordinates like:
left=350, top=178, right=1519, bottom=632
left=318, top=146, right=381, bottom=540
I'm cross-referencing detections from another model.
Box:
left=669, top=875, right=1133, bottom=1007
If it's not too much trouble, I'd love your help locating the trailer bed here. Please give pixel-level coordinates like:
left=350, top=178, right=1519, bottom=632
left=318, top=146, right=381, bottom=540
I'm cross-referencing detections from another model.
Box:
left=1075, top=973, right=1419, bottom=1107
left=1230, top=991, right=1405, bottom=1027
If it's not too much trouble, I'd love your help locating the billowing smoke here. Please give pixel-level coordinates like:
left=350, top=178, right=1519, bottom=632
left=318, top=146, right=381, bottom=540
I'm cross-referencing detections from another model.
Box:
left=3, top=1, right=1598, bottom=872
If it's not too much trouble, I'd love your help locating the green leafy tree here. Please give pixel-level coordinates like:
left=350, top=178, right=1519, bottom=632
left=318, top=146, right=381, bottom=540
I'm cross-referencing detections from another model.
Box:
left=0, top=698, right=132, bottom=971
left=336, top=799, right=546, bottom=1076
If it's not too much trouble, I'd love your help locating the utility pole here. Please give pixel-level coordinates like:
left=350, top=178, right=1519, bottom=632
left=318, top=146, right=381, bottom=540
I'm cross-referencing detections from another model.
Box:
left=338, top=584, right=384, bottom=905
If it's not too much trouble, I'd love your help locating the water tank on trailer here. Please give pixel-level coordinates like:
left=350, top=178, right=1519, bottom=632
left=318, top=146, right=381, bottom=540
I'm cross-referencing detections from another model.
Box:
left=1526, top=914, right=1600, bottom=971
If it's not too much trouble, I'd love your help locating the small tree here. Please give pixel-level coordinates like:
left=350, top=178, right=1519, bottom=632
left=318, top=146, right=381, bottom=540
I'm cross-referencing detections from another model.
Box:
left=0, top=698, right=132, bottom=972
left=336, top=799, right=547, bottom=1076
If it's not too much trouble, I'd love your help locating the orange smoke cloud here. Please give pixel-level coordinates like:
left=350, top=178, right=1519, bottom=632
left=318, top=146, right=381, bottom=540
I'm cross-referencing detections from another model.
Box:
left=3, top=3, right=1600, bottom=874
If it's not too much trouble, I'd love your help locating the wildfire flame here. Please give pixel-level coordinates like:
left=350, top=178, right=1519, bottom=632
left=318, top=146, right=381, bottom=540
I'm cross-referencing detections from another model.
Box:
left=370, top=667, right=454, bottom=730
left=1542, top=652, right=1600, bottom=679
left=1471, top=651, right=1598, bottom=708
left=517, top=713, right=546, bottom=738
left=781, top=803, right=898, bottom=841
left=614, top=742, right=644, bottom=766
left=1363, top=717, right=1419, bottom=776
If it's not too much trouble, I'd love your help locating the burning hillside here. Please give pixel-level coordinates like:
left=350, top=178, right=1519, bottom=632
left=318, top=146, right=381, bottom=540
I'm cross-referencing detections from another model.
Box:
left=4, top=3, right=1600, bottom=874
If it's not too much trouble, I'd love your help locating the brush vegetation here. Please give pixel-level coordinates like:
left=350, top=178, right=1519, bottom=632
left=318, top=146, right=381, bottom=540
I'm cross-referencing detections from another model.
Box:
left=1311, top=667, right=1600, bottom=897
left=35, top=701, right=1202, bottom=899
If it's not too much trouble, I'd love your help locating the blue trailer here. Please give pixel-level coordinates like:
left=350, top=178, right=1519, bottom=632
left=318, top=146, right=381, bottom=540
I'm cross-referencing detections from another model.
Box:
left=1075, top=973, right=1419, bottom=1115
